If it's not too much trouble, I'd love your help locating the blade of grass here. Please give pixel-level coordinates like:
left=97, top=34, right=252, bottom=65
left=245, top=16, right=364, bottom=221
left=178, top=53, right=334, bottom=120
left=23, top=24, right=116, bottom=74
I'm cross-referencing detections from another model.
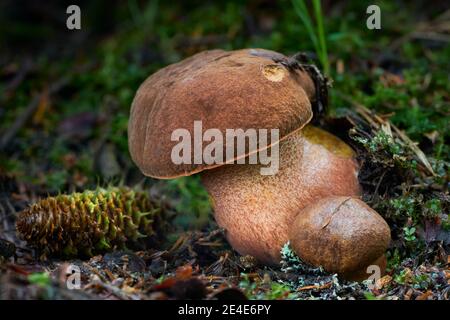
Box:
left=142, top=0, right=159, bottom=29
left=292, top=0, right=329, bottom=75
left=128, top=0, right=159, bottom=28
left=292, top=0, right=320, bottom=57
left=312, top=0, right=329, bottom=74
left=128, top=0, right=142, bottom=26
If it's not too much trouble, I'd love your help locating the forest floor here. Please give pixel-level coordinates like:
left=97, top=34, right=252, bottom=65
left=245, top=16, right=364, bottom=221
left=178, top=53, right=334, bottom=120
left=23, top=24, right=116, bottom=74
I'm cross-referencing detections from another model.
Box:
left=0, top=1, right=449, bottom=299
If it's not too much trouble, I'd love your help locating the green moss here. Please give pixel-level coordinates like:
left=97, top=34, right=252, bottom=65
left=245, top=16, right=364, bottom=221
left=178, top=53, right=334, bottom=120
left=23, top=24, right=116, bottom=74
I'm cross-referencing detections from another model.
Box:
left=28, top=272, right=51, bottom=288
left=238, top=272, right=297, bottom=300
left=386, top=194, right=446, bottom=224
left=165, top=176, right=212, bottom=229
left=386, top=248, right=402, bottom=272
left=354, top=130, right=404, bottom=157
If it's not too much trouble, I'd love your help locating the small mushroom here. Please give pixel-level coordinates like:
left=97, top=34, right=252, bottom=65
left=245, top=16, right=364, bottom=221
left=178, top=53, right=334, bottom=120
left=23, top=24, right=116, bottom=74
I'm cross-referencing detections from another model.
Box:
left=288, top=196, right=391, bottom=280
left=202, top=125, right=361, bottom=264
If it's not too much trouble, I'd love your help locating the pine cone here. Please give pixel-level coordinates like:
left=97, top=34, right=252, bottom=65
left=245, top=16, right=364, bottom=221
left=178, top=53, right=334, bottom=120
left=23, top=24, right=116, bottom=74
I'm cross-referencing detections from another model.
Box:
left=16, top=187, right=168, bottom=258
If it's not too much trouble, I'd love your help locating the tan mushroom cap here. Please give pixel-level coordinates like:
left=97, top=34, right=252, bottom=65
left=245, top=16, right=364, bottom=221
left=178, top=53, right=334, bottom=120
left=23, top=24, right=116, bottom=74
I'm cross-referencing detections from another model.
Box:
left=289, top=196, right=391, bottom=277
left=128, top=49, right=315, bottom=179
left=202, top=126, right=361, bottom=265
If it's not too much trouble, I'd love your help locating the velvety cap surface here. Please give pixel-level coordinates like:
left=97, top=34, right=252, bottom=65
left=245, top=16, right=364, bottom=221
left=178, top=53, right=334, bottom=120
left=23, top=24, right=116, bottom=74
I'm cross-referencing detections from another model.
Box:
left=128, top=48, right=315, bottom=178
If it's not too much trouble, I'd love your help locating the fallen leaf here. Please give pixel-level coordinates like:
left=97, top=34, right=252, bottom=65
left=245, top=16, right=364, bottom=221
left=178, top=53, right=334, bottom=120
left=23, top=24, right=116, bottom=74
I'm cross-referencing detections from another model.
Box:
left=404, top=288, right=413, bottom=300
left=176, top=264, right=193, bottom=280
left=153, top=278, right=177, bottom=290
left=375, top=275, right=392, bottom=290
left=415, top=290, right=433, bottom=300
left=380, top=72, right=405, bottom=87
left=32, top=89, right=50, bottom=125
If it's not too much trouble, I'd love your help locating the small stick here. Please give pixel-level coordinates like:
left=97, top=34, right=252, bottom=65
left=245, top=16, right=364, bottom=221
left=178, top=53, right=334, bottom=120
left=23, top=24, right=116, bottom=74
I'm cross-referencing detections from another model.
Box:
left=297, top=281, right=332, bottom=291
left=0, top=77, right=69, bottom=150
left=338, top=92, right=435, bottom=176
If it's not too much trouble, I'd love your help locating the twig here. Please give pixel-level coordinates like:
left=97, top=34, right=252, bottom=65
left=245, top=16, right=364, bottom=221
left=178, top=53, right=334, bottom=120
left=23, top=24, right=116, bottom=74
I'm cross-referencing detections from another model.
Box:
left=389, top=9, right=450, bottom=51
left=0, top=77, right=69, bottom=150
left=371, top=170, right=387, bottom=202
left=297, top=281, right=332, bottom=291
left=337, top=92, right=435, bottom=176
left=0, top=62, right=93, bottom=150
left=85, top=279, right=134, bottom=300
left=390, top=123, right=435, bottom=176
left=4, top=58, right=33, bottom=94
left=411, top=31, right=450, bottom=43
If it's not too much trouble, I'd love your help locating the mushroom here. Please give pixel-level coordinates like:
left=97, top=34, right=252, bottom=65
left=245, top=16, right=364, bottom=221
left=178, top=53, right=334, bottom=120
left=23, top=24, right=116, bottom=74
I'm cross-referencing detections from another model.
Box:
left=128, top=48, right=389, bottom=269
left=288, top=196, right=391, bottom=280
left=128, top=48, right=322, bottom=262
left=201, top=125, right=361, bottom=264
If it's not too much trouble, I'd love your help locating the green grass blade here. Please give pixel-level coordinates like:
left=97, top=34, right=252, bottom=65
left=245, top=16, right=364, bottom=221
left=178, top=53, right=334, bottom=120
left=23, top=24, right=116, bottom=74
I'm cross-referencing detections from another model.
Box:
left=312, top=0, right=329, bottom=74
left=291, top=0, right=320, bottom=57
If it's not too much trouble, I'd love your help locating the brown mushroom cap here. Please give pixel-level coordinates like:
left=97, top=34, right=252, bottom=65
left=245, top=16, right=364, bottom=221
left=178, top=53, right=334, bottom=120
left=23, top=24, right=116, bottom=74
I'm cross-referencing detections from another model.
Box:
left=288, top=196, right=391, bottom=277
left=201, top=126, right=361, bottom=265
left=128, top=49, right=315, bottom=178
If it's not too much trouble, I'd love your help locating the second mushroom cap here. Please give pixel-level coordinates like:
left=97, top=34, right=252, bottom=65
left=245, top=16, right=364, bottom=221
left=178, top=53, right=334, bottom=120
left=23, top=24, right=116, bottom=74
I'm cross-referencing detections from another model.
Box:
left=289, top=196, right=391, bottom=276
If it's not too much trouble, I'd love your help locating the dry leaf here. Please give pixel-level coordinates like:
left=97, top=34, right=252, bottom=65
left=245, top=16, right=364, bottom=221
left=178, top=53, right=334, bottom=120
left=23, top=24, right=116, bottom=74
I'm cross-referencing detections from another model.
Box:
left=375, top=275, right=392, bottom=290
left=415, top=290, right=433, bottom=300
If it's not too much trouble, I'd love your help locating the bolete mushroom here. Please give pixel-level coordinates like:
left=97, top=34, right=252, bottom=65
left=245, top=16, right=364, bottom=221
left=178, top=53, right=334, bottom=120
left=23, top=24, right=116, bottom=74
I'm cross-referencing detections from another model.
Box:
left=128, top=48, right=324, bottom=262
left=201, top=125, right=361, bottom=264
left=128, top=48, right=389, bottom=271
left=288, top=196, right=391, bottom=280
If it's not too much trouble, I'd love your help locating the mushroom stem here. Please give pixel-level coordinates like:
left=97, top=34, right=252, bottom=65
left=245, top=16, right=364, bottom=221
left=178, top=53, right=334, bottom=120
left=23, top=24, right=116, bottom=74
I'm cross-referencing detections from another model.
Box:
left=201, top=126, right=361, bottom=265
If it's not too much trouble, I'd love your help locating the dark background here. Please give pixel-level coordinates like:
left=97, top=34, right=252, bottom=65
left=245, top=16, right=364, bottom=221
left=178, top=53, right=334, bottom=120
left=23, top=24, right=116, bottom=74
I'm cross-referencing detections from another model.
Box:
left=0, top=0, right=448, bottom=300
left=1, top=0, right=448, bottom=225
